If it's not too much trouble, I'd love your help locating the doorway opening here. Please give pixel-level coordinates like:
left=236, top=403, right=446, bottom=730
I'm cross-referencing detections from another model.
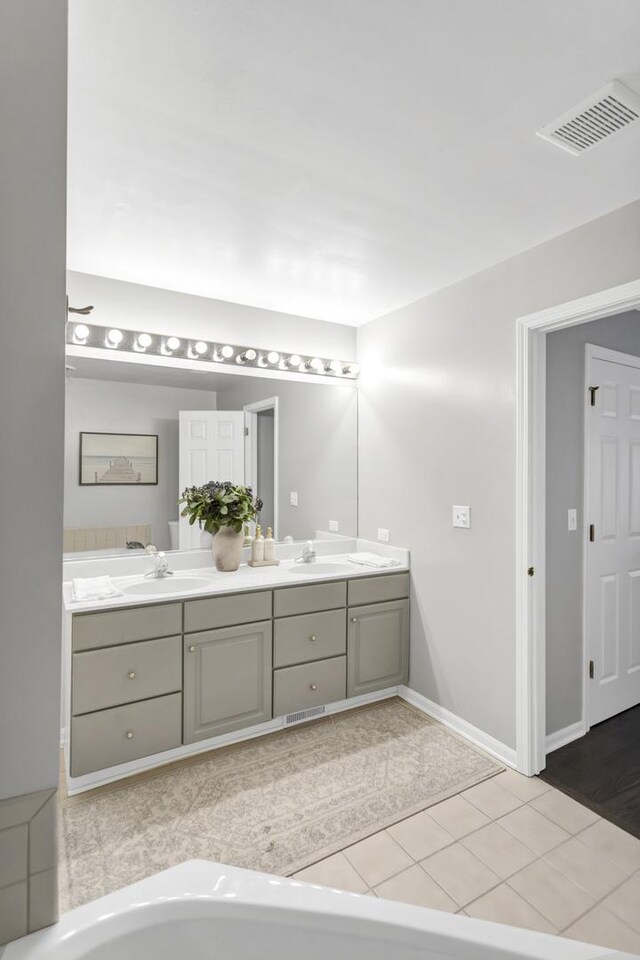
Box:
left=516, top=282, right=640, bottom=804
left=244, top=397, right=279, bottom=539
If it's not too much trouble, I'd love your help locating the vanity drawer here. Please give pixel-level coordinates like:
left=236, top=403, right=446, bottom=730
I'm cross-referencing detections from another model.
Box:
left=273, top=580, right=346, bottom=618
left=273, top=609, right=346, bottom=668
left=273, top=655, right=346, bottom=717
left=71, top=635, right=182, bottom=716
left=72, top=603, right=182, bottom=652
left=70, top=692, right=182, bottom=777
left=348, top=572, right=409, bottom=607
left=184, top=590, right=272, bottom=633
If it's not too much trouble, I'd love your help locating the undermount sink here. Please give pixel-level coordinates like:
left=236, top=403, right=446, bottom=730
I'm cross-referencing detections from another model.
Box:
left=121, top=576, right=213, bottom=596
left=289, top=562, right=354, bottom=576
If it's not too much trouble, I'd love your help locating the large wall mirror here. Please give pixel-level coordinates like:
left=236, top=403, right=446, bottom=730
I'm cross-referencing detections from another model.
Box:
left=63, top=355, right=358, bottom=556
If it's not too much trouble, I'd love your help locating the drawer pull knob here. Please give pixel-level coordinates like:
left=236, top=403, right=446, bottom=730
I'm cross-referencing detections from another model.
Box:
left=351, top=618, right=357, bottom=623
left=126, top=731, right=134, bottom=740
left=128, top=671, right=136, bottom=680
left=189, top=645, right=196, bottom=653
left=309, top=635, right=317, bottom=642
left=309, top=683, right=318, bottom=691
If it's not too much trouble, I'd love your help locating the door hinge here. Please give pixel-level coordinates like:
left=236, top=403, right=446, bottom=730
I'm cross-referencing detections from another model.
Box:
left=244, top=426, right=249, bottom=436
left=588, top=385, right=600, bottom=406
left=527, top=566, right=535, bottom=577
left=589, top=524, right=595, bottom=542
left=588, top=659, right=594, bottom=679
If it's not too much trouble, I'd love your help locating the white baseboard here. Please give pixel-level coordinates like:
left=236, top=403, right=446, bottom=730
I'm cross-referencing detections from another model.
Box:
left=545, top=720, right=587, bottom=754
left=397, top=685, right=517, bottom=769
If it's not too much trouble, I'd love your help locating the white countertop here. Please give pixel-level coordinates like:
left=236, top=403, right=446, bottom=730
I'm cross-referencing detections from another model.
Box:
left=63, top=543, right=410, bottom=614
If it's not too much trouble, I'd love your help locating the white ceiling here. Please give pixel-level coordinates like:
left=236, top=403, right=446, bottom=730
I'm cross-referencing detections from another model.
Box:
left=68, top=0, right=640, bottom=326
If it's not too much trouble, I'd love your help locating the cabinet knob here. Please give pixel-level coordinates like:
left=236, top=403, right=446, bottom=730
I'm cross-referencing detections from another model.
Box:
left=309, top=635, right=317, bottom=642
left=350, top=617, right=357, bottom=623
left=189, top=645, right=196, bottom=653
left=309, top=683, right=318, bottom=691
left=128, top=671, right=136, bottom=680
left=126, top=731, right=134, bottom=740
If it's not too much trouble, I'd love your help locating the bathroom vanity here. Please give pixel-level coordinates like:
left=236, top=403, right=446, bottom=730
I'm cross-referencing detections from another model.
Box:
left=63, top=557, right=410, bottom=793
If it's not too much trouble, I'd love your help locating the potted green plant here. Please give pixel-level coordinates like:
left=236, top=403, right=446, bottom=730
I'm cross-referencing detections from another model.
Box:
left=179, top=481, right=263, bottom=572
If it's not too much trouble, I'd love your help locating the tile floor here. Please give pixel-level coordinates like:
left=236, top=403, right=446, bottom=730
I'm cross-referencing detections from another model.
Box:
left=292, top=767, right=640, bottom=955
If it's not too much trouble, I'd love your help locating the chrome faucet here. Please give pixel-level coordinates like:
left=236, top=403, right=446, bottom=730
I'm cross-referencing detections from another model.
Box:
left=296, top=540, right=317, bottom=564
left=144, top=551, right=174, bottom=579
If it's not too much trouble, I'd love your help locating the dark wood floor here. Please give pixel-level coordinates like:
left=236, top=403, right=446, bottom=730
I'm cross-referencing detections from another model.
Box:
left=540, top=704, right=640, bottom=840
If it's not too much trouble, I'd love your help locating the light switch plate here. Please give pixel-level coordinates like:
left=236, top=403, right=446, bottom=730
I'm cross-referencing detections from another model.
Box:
left=377, top=528, right=390, bottom=543
left=289, top=492, right=298, bottom=507
left=452, top=505, right=471, bottom=529
left=567, top=508, right=577, bottom=531
left=328, top=520, right=339, bottom=532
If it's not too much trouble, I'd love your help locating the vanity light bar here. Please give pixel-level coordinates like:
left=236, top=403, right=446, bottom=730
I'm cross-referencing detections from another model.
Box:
left=66, top=323, right=359, bottom=379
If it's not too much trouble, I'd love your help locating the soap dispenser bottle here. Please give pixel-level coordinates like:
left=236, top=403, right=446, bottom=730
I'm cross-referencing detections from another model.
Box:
left=264, top=527, right=276, bottom=562
left=251, top=524, right=264, bottom=563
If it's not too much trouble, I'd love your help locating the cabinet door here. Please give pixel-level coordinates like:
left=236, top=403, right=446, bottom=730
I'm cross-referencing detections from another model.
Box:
left=184, top=621, right=272, bottom=742
left=347, top=598, right=409, bottom=696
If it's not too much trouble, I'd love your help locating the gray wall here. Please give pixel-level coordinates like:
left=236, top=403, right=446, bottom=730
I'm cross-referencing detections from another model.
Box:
left=64, top=378, right=218, bottom=550
left=218, top=377, right=358, bottom=541
left=0, top=0, right=67, bottom=798
left=67, top=270, right=357, bottom=360
left=357, top=199, right=640, bottom=751
left=546, top=311, right=640, bottom=736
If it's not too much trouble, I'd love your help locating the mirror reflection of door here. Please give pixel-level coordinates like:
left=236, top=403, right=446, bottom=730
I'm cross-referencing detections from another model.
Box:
left=244, top=397, right=278, bottom=539
left=178, top=411, right=245, bottom=550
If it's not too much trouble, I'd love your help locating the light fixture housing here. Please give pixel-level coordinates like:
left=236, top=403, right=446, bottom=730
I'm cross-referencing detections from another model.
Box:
left=66, top=324, right=359, bottom=379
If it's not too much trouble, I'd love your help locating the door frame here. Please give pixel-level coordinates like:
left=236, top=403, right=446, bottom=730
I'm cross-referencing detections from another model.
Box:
left=583, top=343, right=640, bottom=730
left=515, top=278, right=640, bottom=775
left=243, top=396, right=279, bottom=537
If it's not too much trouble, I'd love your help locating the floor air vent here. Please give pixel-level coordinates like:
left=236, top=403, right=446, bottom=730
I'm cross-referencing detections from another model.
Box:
left=284, top=705, right=326, bottom=726
left=537, top=80, right=640, bottom=155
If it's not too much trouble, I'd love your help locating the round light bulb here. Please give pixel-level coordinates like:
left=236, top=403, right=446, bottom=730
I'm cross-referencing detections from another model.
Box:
left=238, top=348, right=257, bottom=363
left=194, top=341, right=208, bottom=355
left=309, top=357, right=323, bottom=370
left=267, top=351, right=280, bottom=364
left=288, top=354, right=302, bottom=367
left=166, top=336, right=181, bottom=351
left=74, top=324, right=90, bottom=343
left=107, top=328, right=123, bottom=346
left=346, top=363, right=360, bottom=376
left=221, top=345, right=234, bottom=359
left=329, top=359, right=342, bottom=372
left=137, top=333, right=152, bottom=349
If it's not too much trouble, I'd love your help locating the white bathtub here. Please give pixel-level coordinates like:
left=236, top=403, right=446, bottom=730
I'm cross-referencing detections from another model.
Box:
left=3, top=861, right=629, bottom=960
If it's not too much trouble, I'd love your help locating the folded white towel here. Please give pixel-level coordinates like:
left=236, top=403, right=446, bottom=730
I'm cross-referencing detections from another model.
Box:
left=347, top=553, right=401, bottom=569
left=72, top=576, right=123, bottom=601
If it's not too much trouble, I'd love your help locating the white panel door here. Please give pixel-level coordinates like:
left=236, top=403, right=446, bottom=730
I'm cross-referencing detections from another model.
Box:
left=179, top=411, right=245, bottom=550
left=586, top=349, right=640, bottom=725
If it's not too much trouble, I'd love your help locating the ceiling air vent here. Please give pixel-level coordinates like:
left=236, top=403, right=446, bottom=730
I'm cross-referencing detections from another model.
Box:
left=537, top=80, right=640, bottom=155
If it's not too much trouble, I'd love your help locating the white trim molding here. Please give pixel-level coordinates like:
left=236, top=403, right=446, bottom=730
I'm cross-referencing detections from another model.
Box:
left=397, top=685, right=517, bottom=769
left=515, top=278, right=640, bottom=777
left=545, top=721, right=588, bottom=755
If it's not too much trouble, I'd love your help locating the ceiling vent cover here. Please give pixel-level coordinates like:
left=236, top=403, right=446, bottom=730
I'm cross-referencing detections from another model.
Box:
left=537, top=80, right=640, bottom=155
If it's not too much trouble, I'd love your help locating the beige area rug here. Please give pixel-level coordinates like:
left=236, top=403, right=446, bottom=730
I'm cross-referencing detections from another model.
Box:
left=59, top=698, right=502, bottom=911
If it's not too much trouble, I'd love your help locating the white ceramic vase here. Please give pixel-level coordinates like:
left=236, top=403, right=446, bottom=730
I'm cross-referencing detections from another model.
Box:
left=212, top=526, right=244, bottom=572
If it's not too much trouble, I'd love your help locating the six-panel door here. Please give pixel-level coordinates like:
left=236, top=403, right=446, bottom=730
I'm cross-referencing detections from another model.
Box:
left=347, top=598, right=409, bottom=696
left=183, top=620, right=273, bottom=742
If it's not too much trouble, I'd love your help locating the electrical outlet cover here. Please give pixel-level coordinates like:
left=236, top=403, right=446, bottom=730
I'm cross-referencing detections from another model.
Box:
left=452, top=505, right=471, bottom=529
left=377, top=528, right=390, bottom=542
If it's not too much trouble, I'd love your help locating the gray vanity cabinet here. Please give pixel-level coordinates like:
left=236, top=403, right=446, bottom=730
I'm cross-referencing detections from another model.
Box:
left=183, top=620, right=273, bottom=742
left=347, top=598, right=409, bottom=696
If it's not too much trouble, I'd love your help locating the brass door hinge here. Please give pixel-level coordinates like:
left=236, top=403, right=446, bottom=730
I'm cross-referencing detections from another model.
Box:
left=588, top=385, right=600, bottom=406
left=589, top=524, right=595, bottom=542
left=589, top=660, right=595, bottom=679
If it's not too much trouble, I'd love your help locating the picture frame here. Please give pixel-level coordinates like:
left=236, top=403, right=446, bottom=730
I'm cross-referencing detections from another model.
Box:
left=79, top=432, right=158, bottom=486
